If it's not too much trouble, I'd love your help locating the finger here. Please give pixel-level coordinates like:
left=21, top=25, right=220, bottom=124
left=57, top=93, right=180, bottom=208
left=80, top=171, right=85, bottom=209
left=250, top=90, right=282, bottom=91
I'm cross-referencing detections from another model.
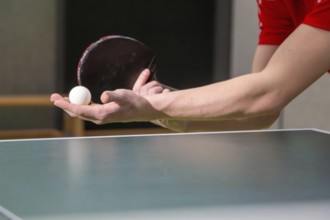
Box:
left=50, top=93, right=64, bottom=102
left=54, top=98, right=96, bottom=118
left=100, top=91, right=111, bottom=104
left=100, top=89, right=128, bottom=104
left=51, top=95, right=77, bottom=117
left=50, top=93, right=72, bottom=105
left=132, top=69, right=150, bottom=93
left=139, top=81, right=162, bottom=96
left=53, top=98, right=74, bottom=111
left=146, top=86, right=164, bottom=95
left=52, top=96, right=110, bottom=124
left=163, top=88, right=171, bottom=93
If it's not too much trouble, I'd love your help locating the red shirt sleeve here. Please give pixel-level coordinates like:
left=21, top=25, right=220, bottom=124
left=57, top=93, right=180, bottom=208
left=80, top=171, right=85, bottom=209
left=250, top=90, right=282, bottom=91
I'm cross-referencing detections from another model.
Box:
left=257, top=0, right=294, bottom=45
left=257, top=0, right=330, bottom=45
left=303, top=0, right=330, bottom=31
left=304, top=0, right=330, bottom=73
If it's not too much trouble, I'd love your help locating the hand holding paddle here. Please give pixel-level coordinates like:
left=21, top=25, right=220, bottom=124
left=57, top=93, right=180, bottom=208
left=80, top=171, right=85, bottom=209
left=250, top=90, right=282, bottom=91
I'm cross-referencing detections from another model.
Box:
left=77, top=35, right=173, bottom=103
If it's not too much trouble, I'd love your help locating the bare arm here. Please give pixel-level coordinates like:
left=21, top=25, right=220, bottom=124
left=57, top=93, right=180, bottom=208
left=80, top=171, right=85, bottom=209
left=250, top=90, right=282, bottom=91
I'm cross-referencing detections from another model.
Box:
left=149, top=45, right=280, bottom=132
left=147, top=24, right=329, bottom=121
left=51, top=24, right=330, bottom=130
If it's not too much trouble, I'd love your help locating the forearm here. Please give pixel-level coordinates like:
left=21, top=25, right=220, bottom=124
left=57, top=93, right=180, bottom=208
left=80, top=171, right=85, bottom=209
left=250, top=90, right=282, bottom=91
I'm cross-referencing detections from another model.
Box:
left=152, top=112, right=279, bottom=132
left=147, top=72, right=282, bottom=121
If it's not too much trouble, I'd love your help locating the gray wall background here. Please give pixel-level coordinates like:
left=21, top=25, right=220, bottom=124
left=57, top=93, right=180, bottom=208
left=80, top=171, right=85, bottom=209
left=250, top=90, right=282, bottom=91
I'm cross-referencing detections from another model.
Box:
left=0, top=0, right=58, bottom=130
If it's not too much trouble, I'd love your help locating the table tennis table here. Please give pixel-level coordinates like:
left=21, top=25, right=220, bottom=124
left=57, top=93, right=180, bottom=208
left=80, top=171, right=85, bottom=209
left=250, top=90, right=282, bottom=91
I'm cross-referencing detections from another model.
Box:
left=0, top=128, right=329, bottom=219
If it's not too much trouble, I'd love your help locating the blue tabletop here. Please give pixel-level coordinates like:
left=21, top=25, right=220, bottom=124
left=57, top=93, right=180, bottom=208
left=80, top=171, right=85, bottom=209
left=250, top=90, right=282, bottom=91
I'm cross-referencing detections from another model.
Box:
left=0, top=129, right=329, bottom=219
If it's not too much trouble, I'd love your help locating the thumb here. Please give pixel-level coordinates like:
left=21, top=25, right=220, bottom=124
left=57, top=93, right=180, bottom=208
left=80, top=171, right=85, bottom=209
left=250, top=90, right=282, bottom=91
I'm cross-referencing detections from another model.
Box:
left=132, top=69, right=151, bottom=93
left=100, top=89, right=128, bottom=104
left=100, top=91, right=112, bottom=104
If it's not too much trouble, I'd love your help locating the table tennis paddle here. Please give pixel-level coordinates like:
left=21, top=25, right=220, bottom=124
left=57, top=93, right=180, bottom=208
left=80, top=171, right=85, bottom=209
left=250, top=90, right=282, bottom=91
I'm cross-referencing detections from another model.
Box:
left=77, top=35, right=172, bottom=103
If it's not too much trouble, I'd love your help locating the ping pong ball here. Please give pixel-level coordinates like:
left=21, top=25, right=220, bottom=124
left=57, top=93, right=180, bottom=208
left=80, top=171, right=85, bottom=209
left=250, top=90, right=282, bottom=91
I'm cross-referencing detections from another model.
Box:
left=69, top=86, right=91, bottom=105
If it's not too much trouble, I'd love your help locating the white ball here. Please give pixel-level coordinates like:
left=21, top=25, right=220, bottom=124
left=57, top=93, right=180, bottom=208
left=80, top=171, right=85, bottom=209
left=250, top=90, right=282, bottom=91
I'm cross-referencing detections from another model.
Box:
left=69, top=86, right=91, bottom=105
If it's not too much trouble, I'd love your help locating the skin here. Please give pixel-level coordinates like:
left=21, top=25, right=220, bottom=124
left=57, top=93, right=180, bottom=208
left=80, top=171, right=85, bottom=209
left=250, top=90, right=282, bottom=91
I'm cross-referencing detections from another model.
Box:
left=51, top=24, right=330, bottom=132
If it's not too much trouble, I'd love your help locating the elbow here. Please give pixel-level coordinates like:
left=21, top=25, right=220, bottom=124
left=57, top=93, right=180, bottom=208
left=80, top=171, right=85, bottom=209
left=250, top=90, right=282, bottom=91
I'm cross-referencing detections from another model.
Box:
left=254, top=112, right=281, bottom=129
left=246, top=90, right=287, bottom=118
left=152, top=119, right=193, bottom=133
left=240, top=93, right=284, bottom=129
